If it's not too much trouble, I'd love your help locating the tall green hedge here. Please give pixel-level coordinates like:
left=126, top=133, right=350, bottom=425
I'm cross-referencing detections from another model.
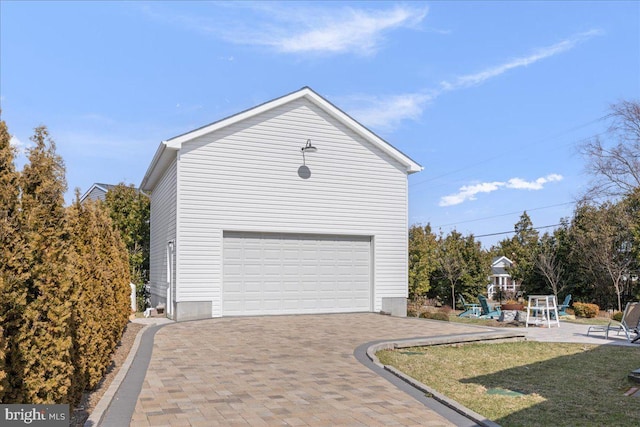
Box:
left=0, top=118, right=28, bottom=402
left=0, top=122, right=131, bottom=404
left=103, top=183, right=150, bottom=311
left=68, top=196, right=131, bottom=399
left=17, top=126, right=75, bottom=403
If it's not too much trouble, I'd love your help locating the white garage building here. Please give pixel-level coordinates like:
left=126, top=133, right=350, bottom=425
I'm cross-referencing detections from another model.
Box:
left=141, top=87, right=422, bottom=321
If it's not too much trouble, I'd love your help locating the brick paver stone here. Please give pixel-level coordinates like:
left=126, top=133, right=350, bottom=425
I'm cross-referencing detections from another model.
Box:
left=132, top=313, right=493, bottom=426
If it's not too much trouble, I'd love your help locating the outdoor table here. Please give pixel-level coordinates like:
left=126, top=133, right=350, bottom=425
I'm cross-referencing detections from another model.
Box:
left=525, top=295, right=560, bottom=328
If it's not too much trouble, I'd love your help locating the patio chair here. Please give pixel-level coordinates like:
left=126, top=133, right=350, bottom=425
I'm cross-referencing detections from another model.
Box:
left=458, top=295, right=481, bottom=318
left=478, top=295, right=501, bottom=319
left=557, top=294, right=572, bottom=316
left=550, top=294, right=572, bottom=319
left=587, top=302, right=640, bottom=342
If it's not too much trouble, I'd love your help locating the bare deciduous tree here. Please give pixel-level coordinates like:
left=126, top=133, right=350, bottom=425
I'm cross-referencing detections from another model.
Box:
left=438, top=234, right=466, bottom=310
left=580, top=100, right=640, bottom=200
left=571, top=201, right=634, bottom=311
left=535, top=235, right=565, bottom=299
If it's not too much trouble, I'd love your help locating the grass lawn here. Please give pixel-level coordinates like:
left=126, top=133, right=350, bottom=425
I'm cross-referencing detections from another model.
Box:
left=447, top=314, right=505, bottom=327
left=377, top=342, right=640, bottom=426
left=446, top=312, right=612, bottom=327
left=562, top=317, right=611, bottom=326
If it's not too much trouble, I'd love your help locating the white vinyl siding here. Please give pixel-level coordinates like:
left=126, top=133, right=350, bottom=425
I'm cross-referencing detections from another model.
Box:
left=223, top=232, right=371, bottom=316
left=175, top=98, right=408, bottom=316
left=148, top=158, right=177, bottom=304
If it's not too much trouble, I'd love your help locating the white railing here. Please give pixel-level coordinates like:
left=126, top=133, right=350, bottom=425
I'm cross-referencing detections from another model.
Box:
left=487, top=283, right=495, bottom=299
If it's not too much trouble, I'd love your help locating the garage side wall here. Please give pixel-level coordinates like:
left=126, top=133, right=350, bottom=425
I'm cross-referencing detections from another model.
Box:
left=148, top=158, right=177, bottom=309
left=176, top=98, right=409, bottom=318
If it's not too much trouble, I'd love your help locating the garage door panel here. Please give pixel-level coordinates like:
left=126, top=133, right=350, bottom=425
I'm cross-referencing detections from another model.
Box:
left=352, top=266, right=370, bottom=275
left=264, top=248, right=281, bottom=258
left=223, top=232, right=371, bottom=316
left=264, top=265, right=283, bottom=275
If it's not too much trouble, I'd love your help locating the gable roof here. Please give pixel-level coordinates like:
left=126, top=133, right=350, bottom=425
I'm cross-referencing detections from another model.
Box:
left=491, top=256, right=514, bottom=276
left=79, top=182, right=116, bottom=203
left=141, top=87, right=423, bottom=192
left=492, top=256, right=513, bottom=265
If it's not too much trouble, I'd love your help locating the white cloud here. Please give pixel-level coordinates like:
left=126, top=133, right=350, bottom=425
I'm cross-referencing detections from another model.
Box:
left=350, top=29, right=601, bottom=129
left=9, top=135, right=22, bottom=149
left=439, top=181, right=504, bottom=207
left=439, top=30, right=602, bottom=91
left=142, top=4, right=428, bottom=56
left=267, top=6, right=428, bottom=55
left=439, top=174, right=563, bottom=206
left=9, top=135, right=31, bottom=155
left=347, top=92, right=433, bottom=130
left=506, top=173, right=563, bottom=190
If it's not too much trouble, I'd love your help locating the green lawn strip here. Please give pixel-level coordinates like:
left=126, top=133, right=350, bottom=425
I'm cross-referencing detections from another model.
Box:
left=561, top=317, right=611, bottom=326
left=377, top=342, right=640, bottom=427
left=447, top=313, right=612, bottom=328
left=447, top=315, right=505, bottom=327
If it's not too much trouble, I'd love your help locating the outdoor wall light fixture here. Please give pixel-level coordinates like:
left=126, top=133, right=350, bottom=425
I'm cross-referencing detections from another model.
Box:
left=299, top=139, right=316, bottom=179
left=301, top=139, right=317, bottom=153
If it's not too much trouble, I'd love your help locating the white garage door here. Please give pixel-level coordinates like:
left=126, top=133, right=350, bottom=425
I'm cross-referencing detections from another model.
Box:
left=223, top=232, right=371, bottom=316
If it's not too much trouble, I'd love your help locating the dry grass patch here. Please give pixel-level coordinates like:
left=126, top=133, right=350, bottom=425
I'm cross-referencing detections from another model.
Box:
left=448, top=313, right=612, bottom=328
left=562, top=317, right=611, bottom=326
left=447, top=314, right=520, bottom=327
left=377, top=342, right=640, bottom=426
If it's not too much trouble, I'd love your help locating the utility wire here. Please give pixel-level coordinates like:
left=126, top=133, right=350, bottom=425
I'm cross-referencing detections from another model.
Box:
left=474, top=224, right=562, bottom=238
left=433, top=201, right=575, bottom=228
left=409, top=115, right=609, bottom=188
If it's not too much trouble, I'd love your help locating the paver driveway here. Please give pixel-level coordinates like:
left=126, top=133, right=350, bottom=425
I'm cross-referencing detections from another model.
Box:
left=130, top=313, right=496, bottom=426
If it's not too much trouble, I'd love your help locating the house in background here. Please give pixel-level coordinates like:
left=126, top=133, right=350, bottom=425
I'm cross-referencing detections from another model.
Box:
left=80, top=182, right=145, bottom=204
left=487, top=256, right=519, bottom=300
left=80, top=183, right=117, bottom=203
left=140, top=87, right=422, bottom=321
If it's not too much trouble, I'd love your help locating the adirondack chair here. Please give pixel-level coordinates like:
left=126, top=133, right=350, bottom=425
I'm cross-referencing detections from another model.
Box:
left=587, top=302, right=640, bottom=342
left=457, top=295, right=481, bottom=318
left=478, top=295, right=501, bottom=319
left=557, top=294, right=571, bottom=315
left=551, top=294, right=572, bottom=319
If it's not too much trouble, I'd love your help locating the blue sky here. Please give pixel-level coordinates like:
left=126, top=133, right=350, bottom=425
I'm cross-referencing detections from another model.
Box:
left=1, top=1, right=638, bottom=248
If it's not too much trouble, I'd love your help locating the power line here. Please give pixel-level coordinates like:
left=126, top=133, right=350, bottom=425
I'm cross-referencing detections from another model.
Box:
left=409, top=115, right=609, bottom=188
left=474, top=224, right=562, bottom=239
left=433, top=201, right=575, bottom=228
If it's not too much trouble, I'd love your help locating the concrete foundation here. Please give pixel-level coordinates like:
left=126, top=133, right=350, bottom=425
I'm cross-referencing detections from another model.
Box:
left=381, top=297, right=407, bottom=317
left=175, top=301, right=213, bottom=321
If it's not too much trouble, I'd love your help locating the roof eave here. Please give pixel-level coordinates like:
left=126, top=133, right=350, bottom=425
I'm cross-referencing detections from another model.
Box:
left=162, top=87, right=423, bottom=173
left=300, top=88, right=423, bottom=174
left=140, top=142, right=178, bottom=192
left=143, top=87, right=424, bottom=191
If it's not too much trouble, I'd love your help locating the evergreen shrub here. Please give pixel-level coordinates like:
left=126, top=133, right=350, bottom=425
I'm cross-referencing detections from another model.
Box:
left=419, top=311, right=450, bottom=321
left=0, top=123, right=132, bottom=405
left=572, top=302, right=600, bottom=318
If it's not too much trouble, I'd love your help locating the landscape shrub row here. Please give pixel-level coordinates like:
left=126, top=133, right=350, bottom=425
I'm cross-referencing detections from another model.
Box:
left=419, top=311, right=451, bottom=321
left=0, top=123, right=131, bottom=405
left=572, top=302, right=600, bottom=318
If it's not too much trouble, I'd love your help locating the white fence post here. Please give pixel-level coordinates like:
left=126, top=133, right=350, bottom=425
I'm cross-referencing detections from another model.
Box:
left=130, top=283, right=136, bottom=312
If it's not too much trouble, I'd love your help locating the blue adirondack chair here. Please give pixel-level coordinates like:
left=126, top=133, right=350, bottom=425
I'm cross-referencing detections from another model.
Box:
left=458, top=295, right=481, bottom=318
left=550, top=294, right=571, bottom=319
left=557, top=294, right=571, bottom=316
left=478, top=295, right=501, bottom=319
